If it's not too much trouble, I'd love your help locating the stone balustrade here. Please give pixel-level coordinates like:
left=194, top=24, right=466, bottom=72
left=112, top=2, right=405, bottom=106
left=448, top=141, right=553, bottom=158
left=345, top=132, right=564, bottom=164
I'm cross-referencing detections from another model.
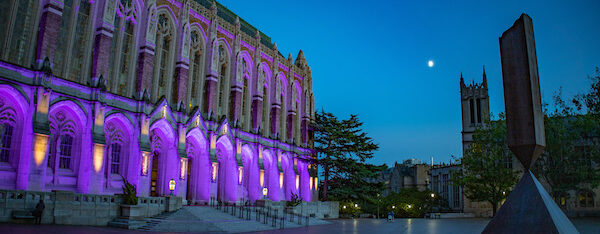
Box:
left=0, top=190, right=182, bottom=225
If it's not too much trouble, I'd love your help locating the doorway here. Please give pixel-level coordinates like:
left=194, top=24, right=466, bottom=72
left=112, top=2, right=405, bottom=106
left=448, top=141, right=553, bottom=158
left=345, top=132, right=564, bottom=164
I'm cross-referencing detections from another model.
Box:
left=150, top=152, right=159, bottom=196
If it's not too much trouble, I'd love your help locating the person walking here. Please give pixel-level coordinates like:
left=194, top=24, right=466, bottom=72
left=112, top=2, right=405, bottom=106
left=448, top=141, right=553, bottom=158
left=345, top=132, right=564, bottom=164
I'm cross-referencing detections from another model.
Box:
left=32, top=198, right=45, bottom=224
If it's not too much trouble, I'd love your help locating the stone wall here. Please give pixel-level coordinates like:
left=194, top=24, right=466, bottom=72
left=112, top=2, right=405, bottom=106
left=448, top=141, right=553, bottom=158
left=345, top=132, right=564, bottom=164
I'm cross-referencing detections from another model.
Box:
left=0, top=190, right=181, bottom=225
left=259, top=200, right=339, bottom=219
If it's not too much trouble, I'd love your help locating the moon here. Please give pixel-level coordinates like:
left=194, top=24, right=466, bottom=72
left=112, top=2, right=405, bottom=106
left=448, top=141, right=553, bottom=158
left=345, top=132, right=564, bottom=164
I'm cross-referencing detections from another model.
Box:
left=428, top=60, right=434, bottom=67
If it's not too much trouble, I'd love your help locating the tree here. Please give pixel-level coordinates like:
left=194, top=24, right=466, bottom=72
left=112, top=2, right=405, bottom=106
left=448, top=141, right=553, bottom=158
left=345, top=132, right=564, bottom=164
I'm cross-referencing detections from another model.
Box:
left=533, top=77, right=600, bottom=202
left=313, top=110, right=382, bottom=201
left=452, top=116, right=520, bottom=216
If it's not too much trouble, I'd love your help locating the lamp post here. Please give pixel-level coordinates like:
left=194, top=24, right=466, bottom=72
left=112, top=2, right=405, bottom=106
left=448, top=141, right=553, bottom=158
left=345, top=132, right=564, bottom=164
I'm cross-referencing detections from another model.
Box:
left=262, top=187, right=268, bottom=200
left=169, top=179, right=176, bottom=196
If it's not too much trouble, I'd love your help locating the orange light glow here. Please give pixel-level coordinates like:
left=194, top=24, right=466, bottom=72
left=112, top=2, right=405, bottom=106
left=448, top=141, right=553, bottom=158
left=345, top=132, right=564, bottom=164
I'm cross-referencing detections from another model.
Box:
left=260, top=170, right=265, bottom=187
left=238, top=167, right=243, bottom=185
left=141, top=152, right=150, bottom=175
left=212, top=162, right=218, bottom=182
left=296, top=175, right=300, bottom=190
left=279, top=173, right=284, bottom=188
left=93, top=144, right=104, bottom=172
left=33, top=134, right=48, bottom=166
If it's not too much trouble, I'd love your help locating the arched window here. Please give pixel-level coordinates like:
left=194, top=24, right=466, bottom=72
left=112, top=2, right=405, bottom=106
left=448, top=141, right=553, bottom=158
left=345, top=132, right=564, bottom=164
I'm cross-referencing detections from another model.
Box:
left=59, top=135, right=74, bottom=169
left=217, top=45, right=229, bottom=117
left=110, top=143, right=122, bottom=174
left=280, top=93, right=285, bottom=139
left=53, top=0, right=74, bottom=78
left=153, top=13, right=174, bottom=102
left=53, top=0, right=91, bottom=82
left=241, top=78, right=249, bottom=129
left=68, top=0, right=91, bottom=82
left=579, top=191, right=595, bottom=207
left=1, top=0, right=37, bottom=67
left=262, top=86, right=268, bottom=135
left=117, top=21, right=135, bottom=95
left=188, top=30, right=204, bottom=108
left=0, top=123, right=14, bottom=162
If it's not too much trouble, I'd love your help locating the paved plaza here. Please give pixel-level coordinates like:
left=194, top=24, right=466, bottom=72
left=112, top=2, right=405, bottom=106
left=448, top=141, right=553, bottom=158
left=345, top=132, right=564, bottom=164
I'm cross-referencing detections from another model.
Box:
left=1, top=216, right=599, bottom=233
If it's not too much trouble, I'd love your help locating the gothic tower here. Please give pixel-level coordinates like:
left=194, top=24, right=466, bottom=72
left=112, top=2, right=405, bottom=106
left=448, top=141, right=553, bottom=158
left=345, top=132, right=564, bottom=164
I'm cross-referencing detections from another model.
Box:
left=460, top=66, right=490, bottom=153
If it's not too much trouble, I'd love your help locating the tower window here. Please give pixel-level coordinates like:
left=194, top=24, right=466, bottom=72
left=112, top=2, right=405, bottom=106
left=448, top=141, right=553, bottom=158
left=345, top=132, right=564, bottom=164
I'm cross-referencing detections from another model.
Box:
left=110, top=143, right=122, bottom=174
left=476, top=98, right=482, bottom=123
left=469, top=98, right=475, bottom=124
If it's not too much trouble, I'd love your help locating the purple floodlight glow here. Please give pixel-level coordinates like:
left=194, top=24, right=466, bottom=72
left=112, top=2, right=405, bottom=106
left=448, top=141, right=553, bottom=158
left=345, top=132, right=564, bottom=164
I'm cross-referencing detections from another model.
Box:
left=166, top=0, right=183, bottom=8
left=260, top=52, right=273, bottom=63
left=189, top=9, right=210, bottom=25
left=217, top=26, right=234, bottom=40
left=278, top=63, right=289, bottom=72
left=240, top=40, right=255, bottom=52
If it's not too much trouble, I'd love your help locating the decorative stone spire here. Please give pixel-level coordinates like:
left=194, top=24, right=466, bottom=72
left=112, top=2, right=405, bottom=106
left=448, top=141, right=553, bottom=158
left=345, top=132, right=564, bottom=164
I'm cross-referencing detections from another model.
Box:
left=273, top=42, right=278, bottom=53
left=295, top=50, right=307, bottom=68
left=460, top=72, right=465, bottom=87
left=211, top=0, right=217, bottom=16
left=288, top=53, right=293, bottom=63
left=482, top=65, right=488, bottom=88
left=234, top=16, right=240, bottom=32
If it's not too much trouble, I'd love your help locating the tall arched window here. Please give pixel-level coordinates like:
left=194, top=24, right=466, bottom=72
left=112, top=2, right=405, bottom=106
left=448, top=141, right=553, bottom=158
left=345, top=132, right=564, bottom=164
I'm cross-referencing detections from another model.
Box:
left=68, top=0, right=91, bottom=82
left=153, top=13, right=174, bottom=102
left=262, top=86, right=268, bottom=134
left=280, top=93, right=285, bottom=139
left=59, top=135, right=74, bottom=169
left=216, top=44, right=229, bottom=118
left=188, top=30, right=204, bottom=109
left=0, top=123, right=14, bottom=163
left=53, top=0, right=74, bottom=78
left=107, top=0, right=138, bottom=96
left=241, top=78, right=249, bottom=129
left=110, top=143, right=122, bottom=174
left=1, top=0, right=37, bottom=66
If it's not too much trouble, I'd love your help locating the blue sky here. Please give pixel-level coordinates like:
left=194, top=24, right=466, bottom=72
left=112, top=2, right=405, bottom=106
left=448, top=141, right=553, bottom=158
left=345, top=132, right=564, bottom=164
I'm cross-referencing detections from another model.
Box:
left=219, top=0, right=600, bottom=166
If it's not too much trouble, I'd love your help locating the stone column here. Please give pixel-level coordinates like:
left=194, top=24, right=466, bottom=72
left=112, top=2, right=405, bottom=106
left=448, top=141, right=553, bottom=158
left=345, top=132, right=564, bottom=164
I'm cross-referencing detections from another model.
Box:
left=270, top=105, right=280, bottom=137
left=174, top=63, right=189, bottom=105
left=36, top=0, right=64, bottom=66
left=228, top=85, right=242, bottom=124
left=251, top=96, right=263, bottom=132
left=90, top=0, right=116, bottom=80
left=204, top=72, right=218, bottom=116
left=136, top=2, right=157, bottom=95
left=287, top=112, right=294, bottom=140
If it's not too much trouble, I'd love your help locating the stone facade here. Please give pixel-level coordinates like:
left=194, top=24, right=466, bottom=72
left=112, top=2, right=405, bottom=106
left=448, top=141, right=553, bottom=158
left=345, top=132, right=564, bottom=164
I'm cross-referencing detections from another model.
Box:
left=0, top=0, right=317, bottom=205
left=429, top=164, right=462, bottom=212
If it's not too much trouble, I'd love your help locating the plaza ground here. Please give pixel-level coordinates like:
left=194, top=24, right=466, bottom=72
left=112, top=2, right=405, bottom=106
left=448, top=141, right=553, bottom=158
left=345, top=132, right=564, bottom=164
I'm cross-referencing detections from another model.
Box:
left=1, top=216, right=599, bottom=233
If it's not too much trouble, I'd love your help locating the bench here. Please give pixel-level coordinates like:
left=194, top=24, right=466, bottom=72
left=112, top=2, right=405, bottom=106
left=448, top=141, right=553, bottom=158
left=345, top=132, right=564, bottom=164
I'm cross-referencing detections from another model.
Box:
left=12, top=210, right=35, bottom=220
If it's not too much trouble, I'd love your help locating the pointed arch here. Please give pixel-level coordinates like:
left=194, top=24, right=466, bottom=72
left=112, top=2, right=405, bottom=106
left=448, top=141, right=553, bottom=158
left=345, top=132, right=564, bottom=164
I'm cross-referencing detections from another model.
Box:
left=187, top=23, right=208, bottom=109
left=152, top=8, right=178, bottom=103
left=186, top=127, right=210, bottom=202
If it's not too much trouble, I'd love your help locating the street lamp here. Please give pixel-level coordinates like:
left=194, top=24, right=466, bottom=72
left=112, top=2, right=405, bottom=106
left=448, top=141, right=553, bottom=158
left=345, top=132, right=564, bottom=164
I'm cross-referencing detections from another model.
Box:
left=430, top=193, right=435, bottom=198
left=262, top=187, right=268, bottom=200
left=407, top=204, right=412, bottom=209
left=392, top=205, right=395, bottom=209
left=354, top=203, right=358, bottom=208
left=169, top=179, right=176, bottom=196
left=343, top=205, right=346, bottom=209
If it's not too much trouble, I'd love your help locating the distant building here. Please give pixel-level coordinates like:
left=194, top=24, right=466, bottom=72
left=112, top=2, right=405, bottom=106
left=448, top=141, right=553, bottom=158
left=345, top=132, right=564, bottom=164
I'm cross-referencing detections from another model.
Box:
left=429, top=164, right=462, bottom=212
left=375, top=159, right=430, bottom=196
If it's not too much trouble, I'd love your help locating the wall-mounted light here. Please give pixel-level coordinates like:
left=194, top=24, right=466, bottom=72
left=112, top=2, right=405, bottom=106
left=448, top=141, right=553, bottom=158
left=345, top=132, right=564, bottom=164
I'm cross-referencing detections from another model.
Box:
left=279, top=173, right=284, bottom=189
left=210, top=135, right=216, bottom=149
left=238, top=167, right=243, bottom=185
left=162, top=105, right=167, bottom=118
left=33, top=134, right=49, bottom=166
left=262, top=187, right=268, bottom=199
left=141, top=152, right=150, bottom=176
left=93, top=144, right=104, bottom=173
left=310, top=177, right=313, bottom=191
left=260, top=169, right=265, bottom=187
left=212, top=162, right=218, bottom=182
left=180, top=158, right=188, bottom=180
left=296, top=175, right=299, bottom=190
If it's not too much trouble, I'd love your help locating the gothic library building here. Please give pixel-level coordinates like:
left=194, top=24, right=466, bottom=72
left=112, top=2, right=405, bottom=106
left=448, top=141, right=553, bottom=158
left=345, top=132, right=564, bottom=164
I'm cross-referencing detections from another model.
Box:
left=0, top=0, right=317, bottom=204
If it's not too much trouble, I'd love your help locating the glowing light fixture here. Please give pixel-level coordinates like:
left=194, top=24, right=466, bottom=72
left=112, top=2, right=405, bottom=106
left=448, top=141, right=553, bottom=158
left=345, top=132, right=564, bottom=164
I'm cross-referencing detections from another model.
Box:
left=279, top=173, right=284, bottom=188
left=431, top=193, right=435, bottom=198
left=310, top=177, right=313, bottom=190
left=263, top=187, right=268, bottom=199
left=392, top=205, right=395, bottom=209
left=428, top=60, right=434, bottom=67
left=295, top=175, right=299, bottom=190
left=238, top=167, right=243, bottom=185
left=93, top=144, right=104, bottom=172
left=408, top=204, right=412, bottom=209
left=212, top=162, right=218, bottom=182
left=33, top=134, right=49, bottom=166
left=169, top=179, right=176, bottom=195
left=180, top=158, right=188, bottom=179
left=141, top=153, right=150, bottom=175
left=260, top=170, right=265, bottom=187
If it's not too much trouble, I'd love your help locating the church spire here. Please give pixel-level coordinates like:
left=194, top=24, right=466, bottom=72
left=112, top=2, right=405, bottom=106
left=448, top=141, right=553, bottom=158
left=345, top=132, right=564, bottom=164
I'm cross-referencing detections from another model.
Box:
left=460, top=72, right=465, bottom=87
left=482, top=65, right=487, bottom=88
